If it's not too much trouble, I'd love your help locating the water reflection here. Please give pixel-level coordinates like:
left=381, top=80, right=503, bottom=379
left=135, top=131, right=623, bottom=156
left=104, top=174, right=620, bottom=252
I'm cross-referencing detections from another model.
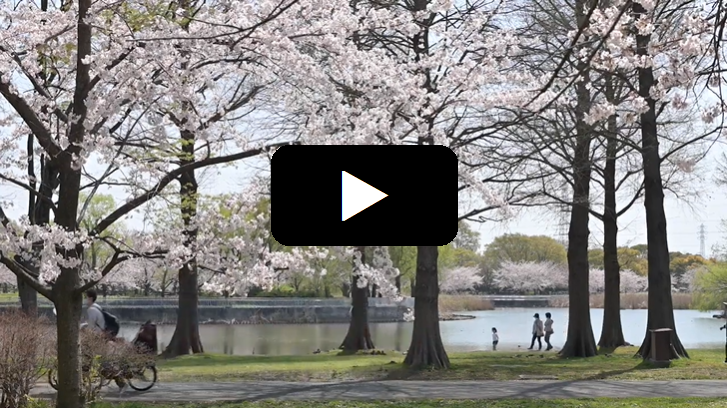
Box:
left=123, top=308, right=725, bottom=356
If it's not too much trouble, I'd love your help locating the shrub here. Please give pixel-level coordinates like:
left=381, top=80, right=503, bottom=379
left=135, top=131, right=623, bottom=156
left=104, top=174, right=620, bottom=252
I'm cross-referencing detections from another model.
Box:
left=439, top=295, right=493, bottom=312
left=0, top=310, right=55, bottom=408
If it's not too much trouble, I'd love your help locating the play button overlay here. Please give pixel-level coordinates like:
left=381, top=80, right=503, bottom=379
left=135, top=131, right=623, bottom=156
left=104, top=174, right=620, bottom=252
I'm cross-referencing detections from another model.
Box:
left=341, top=171, right=388, bottom=221
left=271, top=145, right=456, bottom=245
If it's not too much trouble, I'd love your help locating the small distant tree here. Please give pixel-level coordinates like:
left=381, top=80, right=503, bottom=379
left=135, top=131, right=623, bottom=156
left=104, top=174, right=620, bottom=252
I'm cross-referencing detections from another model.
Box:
left=483, top=234, right=567, bottom=270
left=691, top=263, right=727, bottom=310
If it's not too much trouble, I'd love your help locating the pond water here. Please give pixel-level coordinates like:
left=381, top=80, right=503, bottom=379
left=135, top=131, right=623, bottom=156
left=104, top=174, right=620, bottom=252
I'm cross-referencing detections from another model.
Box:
left=117, top=308, right=727, bottom=355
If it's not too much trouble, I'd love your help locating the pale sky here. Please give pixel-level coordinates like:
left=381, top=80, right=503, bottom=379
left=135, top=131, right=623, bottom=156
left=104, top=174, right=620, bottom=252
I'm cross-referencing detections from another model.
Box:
left=475, top=142, right=727, bottom=257
left=1, top=142, right=725, bottom=257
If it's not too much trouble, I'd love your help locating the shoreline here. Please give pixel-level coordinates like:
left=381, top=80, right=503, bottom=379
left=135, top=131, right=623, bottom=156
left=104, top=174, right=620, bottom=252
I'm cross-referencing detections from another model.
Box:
left=144, top=313, right=478, bottom=325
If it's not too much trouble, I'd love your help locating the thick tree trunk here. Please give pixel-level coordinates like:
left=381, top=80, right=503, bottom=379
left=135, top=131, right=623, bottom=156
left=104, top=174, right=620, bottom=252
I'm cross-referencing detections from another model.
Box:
left=163, top=129, right=203, bottom=357
left=634, top=3, right=687, bottom=359
left=17, top=276, right=37, bottom=314
left=54, top=288, right=83, bottom=408
left=404, top=246, right=449, bottom=368
left=395, top=275, right=401, bottom=294
left=340, top=247, right=375, bottom=353
left=599, top=74, right=626, bottom=349
left=53, top=163, right=85, bottom=408
left=163, top=263, right=203, bottom=356
left=371, top=284, right=378, bottom=298
left=559, top=0, right=597, bottom=358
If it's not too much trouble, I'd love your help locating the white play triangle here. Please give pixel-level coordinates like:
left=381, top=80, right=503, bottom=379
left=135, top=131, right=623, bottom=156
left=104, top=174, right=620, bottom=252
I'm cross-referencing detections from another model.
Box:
left=341, top=171, right=388, bottom=221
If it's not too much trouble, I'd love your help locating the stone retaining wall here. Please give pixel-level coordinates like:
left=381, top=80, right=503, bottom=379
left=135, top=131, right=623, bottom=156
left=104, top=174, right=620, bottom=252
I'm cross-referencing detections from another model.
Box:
left=2, top=297, right=415, bottom=325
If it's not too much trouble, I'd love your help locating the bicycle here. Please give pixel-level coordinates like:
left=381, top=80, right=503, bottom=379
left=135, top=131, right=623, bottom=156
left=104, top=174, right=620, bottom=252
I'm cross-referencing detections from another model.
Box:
left=47, top=359, right=157, bottom=392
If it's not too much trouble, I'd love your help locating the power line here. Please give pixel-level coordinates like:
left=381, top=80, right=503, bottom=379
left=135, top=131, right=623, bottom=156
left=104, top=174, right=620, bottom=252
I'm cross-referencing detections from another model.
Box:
left=699, top=224, right=706, bottom=257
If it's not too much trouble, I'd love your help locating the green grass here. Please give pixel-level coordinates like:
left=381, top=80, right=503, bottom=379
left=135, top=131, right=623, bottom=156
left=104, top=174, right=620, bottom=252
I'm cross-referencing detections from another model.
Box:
left=93, top=399, right=727, bottom=408
left=156, top=347, right=727, bottom=382
left=0, top=292, right=20, bottom=302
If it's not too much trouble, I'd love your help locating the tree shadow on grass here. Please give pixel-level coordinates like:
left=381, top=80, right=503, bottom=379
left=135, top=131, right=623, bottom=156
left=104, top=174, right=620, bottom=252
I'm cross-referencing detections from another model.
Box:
left=378, top=352, right=671, bottom=381
left=578, top=360, right=664, bottom=380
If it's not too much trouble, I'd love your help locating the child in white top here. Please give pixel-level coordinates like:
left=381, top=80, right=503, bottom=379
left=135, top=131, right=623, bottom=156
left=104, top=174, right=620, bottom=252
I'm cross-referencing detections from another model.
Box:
left=492, top=327, right=499, bottom=351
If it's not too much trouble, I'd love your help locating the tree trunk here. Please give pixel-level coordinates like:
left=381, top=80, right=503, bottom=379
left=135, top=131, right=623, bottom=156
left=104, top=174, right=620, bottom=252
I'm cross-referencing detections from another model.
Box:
left=404, top=246, right=449, bottom=368
left=161, top=273, right=168, bottom=298
left=54, top=288, right=83, bottom=408
left=559, top=0, right=597, bottom=357
left=341, top=282, right=351, bottom=298
left=18, top=147, right=58, bottom=315
left=598, top=74, right=626, bottom=349
left=163, top=263, right=203, bottom=356
left=340, top=247, right=375, bottom=353
left=52, top=177, right=85, bottom=408
left=371, top=284, right=378, bottom=298
left=395, top=275, right=401, bottom=294
left=163, top=129, right=203, bottom=357
left=634, top=2, right=687, bottom=358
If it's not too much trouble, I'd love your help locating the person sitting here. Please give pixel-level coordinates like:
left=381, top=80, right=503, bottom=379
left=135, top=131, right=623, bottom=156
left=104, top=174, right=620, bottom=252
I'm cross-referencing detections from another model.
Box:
left=133, top=320, right=158, bottom=355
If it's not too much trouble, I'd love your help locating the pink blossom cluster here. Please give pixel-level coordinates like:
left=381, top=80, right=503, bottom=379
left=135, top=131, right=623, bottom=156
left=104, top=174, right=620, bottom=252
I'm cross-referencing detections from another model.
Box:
left=492, top=261, right=648, bottom=294
left=440, top=266, right=481, bottom=294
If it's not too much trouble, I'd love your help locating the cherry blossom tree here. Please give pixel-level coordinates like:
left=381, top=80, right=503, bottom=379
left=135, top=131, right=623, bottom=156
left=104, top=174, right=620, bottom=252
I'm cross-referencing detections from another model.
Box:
left=440, top=267, right=482, bottom=294
left=492, top=261, right=569, bottom=294
left=0, top=0, right=342, bottom=404
left=256, top=0, right=551, bottom=368
left=339, top=245, right=400, bottom=352
left=491, top=261, right=648, bottom=294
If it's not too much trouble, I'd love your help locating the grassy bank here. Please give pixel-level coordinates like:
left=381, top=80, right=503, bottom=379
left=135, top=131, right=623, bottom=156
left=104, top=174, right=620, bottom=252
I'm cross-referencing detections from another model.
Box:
left=547, top=293, right=694, bottom=309
left=92, top=399, right=727, bottom=408
left=439, top=295, right=493, bottom=313
left=157, top=347, right=727, bottom=382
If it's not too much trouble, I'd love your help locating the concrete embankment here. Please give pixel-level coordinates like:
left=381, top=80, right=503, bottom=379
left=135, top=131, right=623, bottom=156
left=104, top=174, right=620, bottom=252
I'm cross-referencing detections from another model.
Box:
left=0, top=295, right=556, bottom=324
left=0, top=297, right=416, bottom=324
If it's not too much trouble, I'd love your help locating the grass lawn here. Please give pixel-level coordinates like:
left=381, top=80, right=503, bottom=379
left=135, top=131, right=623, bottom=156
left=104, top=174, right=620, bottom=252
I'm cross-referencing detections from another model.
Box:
left=156, top=347, right=727, bottom=382
left=94, top=399, right=727, bottom=408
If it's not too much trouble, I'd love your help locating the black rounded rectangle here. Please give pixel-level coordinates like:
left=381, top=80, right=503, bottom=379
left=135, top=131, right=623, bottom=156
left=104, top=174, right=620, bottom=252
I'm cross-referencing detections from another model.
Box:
left=271, top=145, right=457, bottom=246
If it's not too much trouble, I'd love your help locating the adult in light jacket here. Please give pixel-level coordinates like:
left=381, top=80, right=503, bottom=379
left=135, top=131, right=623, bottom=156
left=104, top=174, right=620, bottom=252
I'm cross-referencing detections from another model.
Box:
left=528, top=313, right=544, bottom=351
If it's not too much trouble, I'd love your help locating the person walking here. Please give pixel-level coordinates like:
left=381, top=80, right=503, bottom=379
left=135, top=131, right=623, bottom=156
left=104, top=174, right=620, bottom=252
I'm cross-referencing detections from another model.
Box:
left=492, top=327, right=499, bottom=351
left=528, top=313, right=544, bottom=350
left=544, top=312, right=554, bottom=351
left=84, top=289, right=106, bottom=333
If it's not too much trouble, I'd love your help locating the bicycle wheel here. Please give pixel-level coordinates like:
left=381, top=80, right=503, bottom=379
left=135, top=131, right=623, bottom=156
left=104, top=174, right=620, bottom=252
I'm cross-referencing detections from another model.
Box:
left=47, top=369, right=58, bottom=390
left=128, top=365, right=157, bottom=391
